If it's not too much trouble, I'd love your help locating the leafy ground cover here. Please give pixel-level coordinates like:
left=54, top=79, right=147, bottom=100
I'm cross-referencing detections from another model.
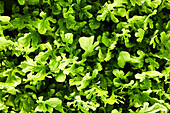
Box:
left=0, top=0, right=170, bottom=113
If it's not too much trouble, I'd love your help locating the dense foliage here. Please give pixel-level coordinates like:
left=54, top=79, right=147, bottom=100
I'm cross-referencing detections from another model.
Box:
left=0, top=0, right=170, bottom=112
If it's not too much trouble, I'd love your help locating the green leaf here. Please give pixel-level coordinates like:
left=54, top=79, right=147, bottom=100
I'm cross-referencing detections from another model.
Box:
left=144, top=10, right=157, bottom=30
left=69, top=73, right=91, bottom=91
left=76, top=0, right=81, bottom=4
left=11, top=17, right=25, bottom=30
left=149, top=30, right=159, bottom=48
left=27, top=0, right=39, bottom=5
left=106, top=92, right=124, bottom=105
left=110, top=12, right=119, bottom=23
left=18, top=0, right=25, bottom=5
left=0, top=25, right=3, bottom=35
left=130, top=0, right=136, bottom=6
left=73, top=21, right=87, bottom=31
left=95, top=88, right=108, bottom=97
left=145, top=58, right=159, bottom=71
left=166, top=21, right=170, bottom=30
left=100, top=77, right=107, bottom=89
left=89, top=19, right=100, bottom=29
left=0, top=1, right=4, bottom=14
left=140, top=78, right=152, bottom=90
left=118, top=51, right=131, bottom=68
left=102, top=32, right=110, bottom=47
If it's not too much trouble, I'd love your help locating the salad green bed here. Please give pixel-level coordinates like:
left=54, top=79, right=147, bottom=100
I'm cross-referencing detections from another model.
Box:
left=0, top=0, right=170, bottom=112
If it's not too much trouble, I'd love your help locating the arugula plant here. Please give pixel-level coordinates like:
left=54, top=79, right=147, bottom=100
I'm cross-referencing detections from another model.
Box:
left=0, top=0, right=170, bottom=113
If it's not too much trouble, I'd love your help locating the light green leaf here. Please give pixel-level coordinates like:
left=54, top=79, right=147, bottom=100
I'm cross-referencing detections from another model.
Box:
left=118, top=8, right=126, bottom=17
left=62, top=33, right=74, bottom=44
left=97, top=10, right=108, bottom=21
left=38, top=17, right=51, bottom=34
left=79, top=36, right=94, bottom=51
left=118, top=51, right=131, bottom=68
left=58, top=61, right=69, bottom=70
left=0, top=37, right=11, bottom=51
left=35, top=52, right=50, bottom=65
left=112, top=69, right=124, bottom=78
left=4, top=69, right=21, bottom=86
left=135, top=71, right=163, bottom=82
left=55, top=74, right=66, bottom=82
left=98, top=48, right=105, bottom=62
left=69, top=73, right=92, bottom=91
left=135, top=28, right=145, bottom=42
left=139, top=102, right=167, bottom=113
left=17, top=32, right=40, bottom=53
left=106, top=92, right=119, bottom=105
left=45, top=98, right=62, bottom=108
left=76, top=0, right=81, bottom=4
left=144, top=10, right=157, bottom=30
left=18, top=33, right=30, bottom=47
left=49, top=57, right=61, bottom=73
left=77, top=73, right=91, bottom=91
left=111, top=109, right=119, bottom=113
left=0, top=16, right=10, bottom=22
left=136, top=0, right=145, bottom=6
left=39, top=42, right=52, bottom=50
left=91, top=69, right=98, bottom=79
left=79, top=36, right=99, bottom=57
left=104, top=49, right=112, bottom=62
left=35, top=103, right=47, bottom=112
left=19, top=57, right=37, bottom=73
left=95, top=88, right=108, bottom=97
left=147, top=0, right=162, bottom=8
